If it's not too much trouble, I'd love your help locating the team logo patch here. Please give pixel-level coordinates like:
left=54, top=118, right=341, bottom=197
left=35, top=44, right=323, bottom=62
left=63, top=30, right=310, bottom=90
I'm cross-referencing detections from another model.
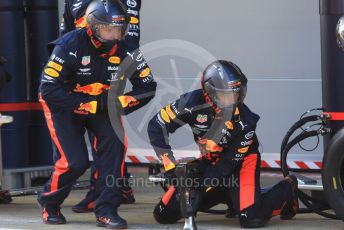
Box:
left=118, top=96, right=139, bottom=108
left=47, top=61, right=63, bottom=71
left=78, top=101, right=97, bottom=114
left=130, top=16, right=139, bottom=24
left=245, top=131, right=255, bottom=140
left=225, top=121, right=234, bottom=130
left=127, top=0, right=137, bottom=8
left=196, top=114, right=208, bottom=123
left=160, top=108, right=171, bottom=123
left=139, top=67, right=151, bottom=78
left=108, top=56, right=121, bottom=64
left=81, top=56, right=91, bottom=66
left=166, top=104, right=176, bottom=120
left=237, top=146, right=249, bottom=154
left=44, top=68, right=59, bottom=78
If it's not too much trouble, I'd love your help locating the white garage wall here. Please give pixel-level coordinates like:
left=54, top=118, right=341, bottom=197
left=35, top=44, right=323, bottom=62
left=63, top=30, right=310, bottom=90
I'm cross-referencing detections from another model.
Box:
left=58, top=0, right=323, bottom=158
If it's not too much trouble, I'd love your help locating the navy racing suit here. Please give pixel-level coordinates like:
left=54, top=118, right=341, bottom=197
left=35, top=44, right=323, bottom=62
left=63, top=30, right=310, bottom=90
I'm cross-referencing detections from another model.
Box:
left=38, top=28, right=156, bottom=217
left=148, top=89, right=295, bottom=228
left=59, top=0, right=142, bottom=207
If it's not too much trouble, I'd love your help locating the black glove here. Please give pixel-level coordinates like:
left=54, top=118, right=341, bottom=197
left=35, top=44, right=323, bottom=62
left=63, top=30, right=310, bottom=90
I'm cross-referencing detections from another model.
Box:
left=97, top=92, right=108, bottom=112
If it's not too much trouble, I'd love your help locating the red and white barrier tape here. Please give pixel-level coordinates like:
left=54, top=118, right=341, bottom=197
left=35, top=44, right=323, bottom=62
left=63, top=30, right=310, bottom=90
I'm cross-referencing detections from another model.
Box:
left=125, top=149, right=323, bottom=170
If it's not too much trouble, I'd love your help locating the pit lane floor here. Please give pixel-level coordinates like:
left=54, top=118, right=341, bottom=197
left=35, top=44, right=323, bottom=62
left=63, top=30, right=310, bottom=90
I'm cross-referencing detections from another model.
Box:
left=0, top=166, right=343, bottom=230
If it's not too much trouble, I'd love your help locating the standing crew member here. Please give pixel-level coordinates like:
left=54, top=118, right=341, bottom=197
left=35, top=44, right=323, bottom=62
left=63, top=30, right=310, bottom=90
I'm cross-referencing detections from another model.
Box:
left=38, top=0, right=156, bottom=228
left=60, top=0, right=142, bottom=211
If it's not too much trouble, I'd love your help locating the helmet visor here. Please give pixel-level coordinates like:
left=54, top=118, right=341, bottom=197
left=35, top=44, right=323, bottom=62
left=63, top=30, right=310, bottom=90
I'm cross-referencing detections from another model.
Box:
left=214, top=91, right=240, bottom=108
left=95, top=24, right=124, bottom=42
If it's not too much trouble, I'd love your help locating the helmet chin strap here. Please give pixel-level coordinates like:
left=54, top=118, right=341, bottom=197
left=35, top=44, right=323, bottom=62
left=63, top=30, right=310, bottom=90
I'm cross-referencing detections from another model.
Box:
left=99, top=40, right=118, bottom=54
left=202, top=89, right=221, bottom=114
left=86, top=27, right=118, bottom=56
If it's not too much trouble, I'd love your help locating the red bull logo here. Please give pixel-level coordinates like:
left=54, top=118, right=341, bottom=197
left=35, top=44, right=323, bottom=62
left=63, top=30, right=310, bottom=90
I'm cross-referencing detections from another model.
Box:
left=74, top=83, right=110, bottom=96
left=198, top=139, right=223, bottom=153
left=78, top=101, right=97, bottom=114
left=118, top=96, right=140, bottom=108
left=205, top=139, right=223, bottom=152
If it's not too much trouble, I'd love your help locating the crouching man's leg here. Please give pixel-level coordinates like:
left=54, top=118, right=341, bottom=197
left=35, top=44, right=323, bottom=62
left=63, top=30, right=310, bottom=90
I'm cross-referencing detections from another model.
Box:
left=153, top=186, right=182, bottom=224
left=232, top=153, right=298, bottom=228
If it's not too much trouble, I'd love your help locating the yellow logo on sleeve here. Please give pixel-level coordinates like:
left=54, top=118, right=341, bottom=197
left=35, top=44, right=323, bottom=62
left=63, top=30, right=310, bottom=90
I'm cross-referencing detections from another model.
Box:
left=166, top=104, right=176, bottom=120
left=47, top=61, right=63, bottom=71
left=130, top=17, right=139, bottom=24
left=44, top=68, right=59, bottom=78
left=139, top=67, right=151, bottom=78
left=160, top=108, right=171, bottom=123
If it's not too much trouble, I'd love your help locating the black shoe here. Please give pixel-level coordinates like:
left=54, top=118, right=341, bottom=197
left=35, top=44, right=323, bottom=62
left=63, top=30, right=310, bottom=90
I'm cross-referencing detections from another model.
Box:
left=121, top=187, right=135, bottom=204
left=225, top=206, right=237, bottom=218
left=42, top=207, right=66, bottom=225
left=280, top=175, right=299, bottom=220
left=0, top=190, right=12, bottom=204
left=96, top=215, right=127, bottom=229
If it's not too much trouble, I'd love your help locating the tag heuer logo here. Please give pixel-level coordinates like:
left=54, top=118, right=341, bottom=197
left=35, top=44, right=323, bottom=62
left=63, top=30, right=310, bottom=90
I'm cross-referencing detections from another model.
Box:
left=196, top=114, right=207, bottom=123
left=81, top=56, right=91, bottom=66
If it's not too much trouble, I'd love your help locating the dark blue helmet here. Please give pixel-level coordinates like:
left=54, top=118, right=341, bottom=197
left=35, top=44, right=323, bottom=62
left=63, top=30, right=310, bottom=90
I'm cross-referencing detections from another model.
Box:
left=86, top=0, right=129, bottom=52
left=202, top=60, right=247, bottom=108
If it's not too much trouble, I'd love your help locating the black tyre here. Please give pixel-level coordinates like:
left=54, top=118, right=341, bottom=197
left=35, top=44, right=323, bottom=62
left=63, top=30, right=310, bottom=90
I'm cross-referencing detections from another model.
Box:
left=323, top=128, right=344, bottom=221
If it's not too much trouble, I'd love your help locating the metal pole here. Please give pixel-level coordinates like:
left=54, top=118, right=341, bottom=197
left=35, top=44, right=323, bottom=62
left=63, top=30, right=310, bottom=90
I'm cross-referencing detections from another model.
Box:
left=320, top=0, right=344, bottom=150
left=0, top=114, right=13, bottom=189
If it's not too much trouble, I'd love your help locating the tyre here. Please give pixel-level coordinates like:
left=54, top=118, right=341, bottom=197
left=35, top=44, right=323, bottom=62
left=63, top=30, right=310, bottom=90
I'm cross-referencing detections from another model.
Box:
left=323, top=128, right=344, bottom=221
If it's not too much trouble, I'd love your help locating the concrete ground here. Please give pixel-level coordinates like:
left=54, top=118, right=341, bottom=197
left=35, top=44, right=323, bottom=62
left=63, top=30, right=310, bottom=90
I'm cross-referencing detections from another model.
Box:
left=0, top=166, right=343, bottom=230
